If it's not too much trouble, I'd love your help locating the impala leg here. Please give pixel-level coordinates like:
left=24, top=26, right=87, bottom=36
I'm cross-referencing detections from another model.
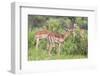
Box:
left=36, top=38, right=39, bottom=49
left=58, top=43, right=61, bottom=56
left=48, top=43, right=52, bottom=56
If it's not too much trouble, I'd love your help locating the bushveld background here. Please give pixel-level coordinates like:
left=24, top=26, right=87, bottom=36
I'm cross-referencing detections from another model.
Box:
left=28, top=15, right=88, bottom=61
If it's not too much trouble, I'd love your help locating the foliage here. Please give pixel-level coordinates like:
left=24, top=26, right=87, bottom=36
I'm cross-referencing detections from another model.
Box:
left=63, top=27, right=88, bottom=56
left=46, top=18, right=63, bottom=33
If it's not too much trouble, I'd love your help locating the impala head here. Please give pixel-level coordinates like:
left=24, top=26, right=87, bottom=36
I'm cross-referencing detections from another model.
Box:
left=63, top=25, right=74, bottom=39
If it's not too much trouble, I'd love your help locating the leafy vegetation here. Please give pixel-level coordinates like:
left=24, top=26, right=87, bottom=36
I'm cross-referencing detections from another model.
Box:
left=28, top=15, right=88, bottom=61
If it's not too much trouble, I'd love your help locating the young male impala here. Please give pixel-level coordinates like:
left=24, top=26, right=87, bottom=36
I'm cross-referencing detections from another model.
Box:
left=47, top=28, right=73, bottom=56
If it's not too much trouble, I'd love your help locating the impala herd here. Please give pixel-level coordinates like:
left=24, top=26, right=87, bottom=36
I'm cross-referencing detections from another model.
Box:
left=35, top=26, right=76, bottom=56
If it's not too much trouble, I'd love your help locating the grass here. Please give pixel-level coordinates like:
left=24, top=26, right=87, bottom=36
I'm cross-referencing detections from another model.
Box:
left=28, top=47, right=87, bottom=61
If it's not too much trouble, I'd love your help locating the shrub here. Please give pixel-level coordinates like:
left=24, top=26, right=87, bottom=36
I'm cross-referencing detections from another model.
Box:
left=63, top=27, right=88, bottom=56
left=28, top=30, right=35, bottom=49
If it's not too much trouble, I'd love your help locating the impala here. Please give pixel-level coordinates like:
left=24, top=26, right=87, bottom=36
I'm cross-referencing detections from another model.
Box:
left=35, top=29, right=50, bottom=49
left=47, top=28, right=73, bottom=56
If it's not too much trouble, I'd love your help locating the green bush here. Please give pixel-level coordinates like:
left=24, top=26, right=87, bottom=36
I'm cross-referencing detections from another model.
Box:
left=63, top=28, right=88, bottom=56
left=46, top=18, right=63, bottom=33
left=28, top=30, right=35, bottom=49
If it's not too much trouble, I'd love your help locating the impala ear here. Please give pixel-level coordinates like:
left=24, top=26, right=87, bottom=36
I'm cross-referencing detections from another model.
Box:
left=67, top=28, right=73, bottom=32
